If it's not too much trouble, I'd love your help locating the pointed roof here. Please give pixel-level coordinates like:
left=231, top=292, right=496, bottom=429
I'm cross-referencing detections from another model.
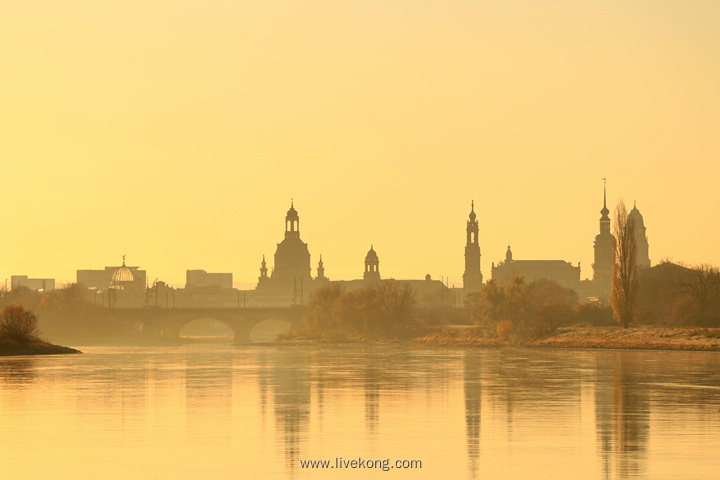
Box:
left=600, top=179, right=610, bottom=220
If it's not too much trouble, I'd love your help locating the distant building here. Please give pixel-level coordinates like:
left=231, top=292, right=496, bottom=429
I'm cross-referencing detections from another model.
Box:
left=593, top=183, right=615, bottom=300
left=492, top=246, right=581, bottom=290
left=255, top=202, right=313, bottom=304
left=77, top=256, right=147, bottom=308
left=11, top=275, right=55, bottom=291
left=462, top=201, right=483, bottom=296
left=363, top=246, right=380, bottom=284
left=77, top=257, right=147, bottom=292
left=629, top=203, right=651, bottom=269
left=186, top=270, right=233, bottom=289
left=314, top=255, right=330, bottom=288
left=336, top=246, right=449, bottom=301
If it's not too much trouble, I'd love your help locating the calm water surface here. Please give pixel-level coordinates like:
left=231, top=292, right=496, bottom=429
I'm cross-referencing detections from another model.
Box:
left=0, top=345, right=718, bottom=479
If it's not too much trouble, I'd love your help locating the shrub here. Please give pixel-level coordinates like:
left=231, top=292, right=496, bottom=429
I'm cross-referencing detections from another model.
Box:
left=0, top=305, right=40, bottom=343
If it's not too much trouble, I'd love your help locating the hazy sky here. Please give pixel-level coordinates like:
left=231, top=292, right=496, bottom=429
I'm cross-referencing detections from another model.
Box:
left=1, top=1, right=719, bottom=287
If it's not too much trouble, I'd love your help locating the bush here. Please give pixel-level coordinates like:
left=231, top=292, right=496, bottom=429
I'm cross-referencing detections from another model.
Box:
left=0, top=305, right=40, bottom=343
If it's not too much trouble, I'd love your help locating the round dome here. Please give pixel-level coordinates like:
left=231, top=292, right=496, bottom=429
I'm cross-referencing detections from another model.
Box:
left=365, top=246, right=378, bottom=261
left=286, top=202, right=299, bottom=221
left=112, top=258, right=134, bottom=284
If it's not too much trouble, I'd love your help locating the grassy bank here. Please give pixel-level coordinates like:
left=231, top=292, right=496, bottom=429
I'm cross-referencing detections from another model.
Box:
left=280, top=325, right=720, bottom=351
left=0, top=338, right=82, bottom=356
left=525, top=325, right=720, bottom=351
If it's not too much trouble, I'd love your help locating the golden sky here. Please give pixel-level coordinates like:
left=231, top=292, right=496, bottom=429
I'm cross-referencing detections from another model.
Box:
left=1, top=1, right=719, bottom=287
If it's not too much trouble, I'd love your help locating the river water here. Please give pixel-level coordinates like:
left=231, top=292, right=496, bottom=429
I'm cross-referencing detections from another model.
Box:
left=0, top=345, right=718, bottom=479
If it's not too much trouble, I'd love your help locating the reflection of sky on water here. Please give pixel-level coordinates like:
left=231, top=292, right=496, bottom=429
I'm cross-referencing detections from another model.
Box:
left=0, top=346, right=717, bottom=479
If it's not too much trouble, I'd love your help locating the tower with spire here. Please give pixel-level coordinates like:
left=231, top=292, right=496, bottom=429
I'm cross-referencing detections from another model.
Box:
left=314, top=254, right=329, bottom=287
left=258, top=255, right=270, bottom=287
left=463, top=201, right=483, bottom=295
left=593, top=180, right=615, bottom=300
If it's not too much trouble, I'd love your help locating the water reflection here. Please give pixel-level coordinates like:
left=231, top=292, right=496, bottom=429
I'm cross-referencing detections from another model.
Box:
left=463, top=352, right=482, bottom=479
left=0, top=357, right=37, bottom=386
left=0, top=346, right=718, bottom=479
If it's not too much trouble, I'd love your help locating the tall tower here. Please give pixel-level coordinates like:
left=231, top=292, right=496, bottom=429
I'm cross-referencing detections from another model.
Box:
left=316, top=255, right=326, bottom=280
left=593, top=181, right=615, bottom=300
left=463, top=201, right=483, bottom=295
left=628, top=202, right=650, bottom=269
left=258, top=255, right=270, bottom=287
left=364, top=246, right=380, bottom=283
left=267, top=201, right=312, bottom=297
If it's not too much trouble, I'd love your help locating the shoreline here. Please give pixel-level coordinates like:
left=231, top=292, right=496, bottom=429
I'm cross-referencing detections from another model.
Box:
left=277, top=325, right=720, bottom=352
left=0, top=338, right=82, bottom=356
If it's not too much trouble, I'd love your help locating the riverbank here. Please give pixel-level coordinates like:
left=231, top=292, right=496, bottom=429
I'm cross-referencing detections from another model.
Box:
left=0, top=338, right=82, bottom=356
left=279, top=325, right=720, bottom=351
left=525, top=325, right=720, bottom=351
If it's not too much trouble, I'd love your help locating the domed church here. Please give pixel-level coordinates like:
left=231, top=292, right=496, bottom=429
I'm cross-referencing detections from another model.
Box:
left=255, top=202, right=314, bottom=303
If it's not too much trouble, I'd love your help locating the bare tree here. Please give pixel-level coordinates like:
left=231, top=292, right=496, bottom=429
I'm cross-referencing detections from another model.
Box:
left=611, top=200, right=638, bottom=328
left=675, top=264, right=720, bottom=327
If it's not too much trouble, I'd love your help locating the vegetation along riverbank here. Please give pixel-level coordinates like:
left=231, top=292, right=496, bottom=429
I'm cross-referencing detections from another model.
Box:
left=0, top=305, right=81, bottom=356
left=279, top=270, right=720, bottom=352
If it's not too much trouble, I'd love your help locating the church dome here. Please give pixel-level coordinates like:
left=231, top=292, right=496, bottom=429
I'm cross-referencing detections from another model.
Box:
left=365, top=246, right=378, bottom=261
left=469, top=201, right=476, bottom=222
left=286, top=201, right=299, bottom=221
left=112, top=257, right=134, bottom=284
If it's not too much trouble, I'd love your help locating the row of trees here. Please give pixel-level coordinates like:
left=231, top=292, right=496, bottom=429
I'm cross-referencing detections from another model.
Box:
left=471, top=277, right=579, bottom=340
left=304, top=280, right=419, bottom=337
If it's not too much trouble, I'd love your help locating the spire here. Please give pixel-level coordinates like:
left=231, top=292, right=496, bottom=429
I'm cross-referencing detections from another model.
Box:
left=600, top=178, right=610, bottom=219
left=469, top=200, right=477, bottom=222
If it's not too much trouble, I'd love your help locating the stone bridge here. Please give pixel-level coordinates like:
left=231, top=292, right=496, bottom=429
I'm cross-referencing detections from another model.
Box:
left=113, top=306, right=307, bottom=343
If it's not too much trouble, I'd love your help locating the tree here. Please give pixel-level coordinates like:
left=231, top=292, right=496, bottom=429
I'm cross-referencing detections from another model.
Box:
left=611, top=200, right=638, bottom=328
left=0, top=305, right=40, bottom=343
left=305, top=284, right=343, bottom=330
left=674, top=264, right=720, bottom=327
left=473, top=277, right=576, bottom=338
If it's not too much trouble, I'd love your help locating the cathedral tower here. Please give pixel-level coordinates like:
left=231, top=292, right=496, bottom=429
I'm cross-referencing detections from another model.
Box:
left=593, top=181, right=615, bottom=300
left=628, top=202, right=651, bottom=269
left=463, top=201, right=483, bottom=295
left=364, top=246, right=380, bottom=283
left=267, top=201, right=312, bottom=298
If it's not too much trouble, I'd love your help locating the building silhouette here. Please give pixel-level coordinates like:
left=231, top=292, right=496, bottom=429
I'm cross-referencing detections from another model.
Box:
left=593, top=183, right=615, bottom=300
left=11, top=275, right=55, bottom=292
left=186, top=270, right=232, bottom=289
left=492, top=246, right=581, bottom=289
left=77, top=256, right=147, bottom=307
left=629, top=203, right=650, bottom=269
left=462, top=201, right=483, bottom=296
left=255, top=202, right=313, bottom=303
left=363, top=246, right=380, bottom=284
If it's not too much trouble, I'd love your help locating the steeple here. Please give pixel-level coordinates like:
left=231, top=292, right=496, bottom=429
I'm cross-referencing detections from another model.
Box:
left=600, top=178, right=610, bottom=223
left=317, top=254, right=326, bottom=279
left=463, top=200, right=483, bottom=294
left=259, top=255, right=268, bottom=279
left=593, top=179, right=615, bottom=300
left=599, top=178, right=610, bottom=233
